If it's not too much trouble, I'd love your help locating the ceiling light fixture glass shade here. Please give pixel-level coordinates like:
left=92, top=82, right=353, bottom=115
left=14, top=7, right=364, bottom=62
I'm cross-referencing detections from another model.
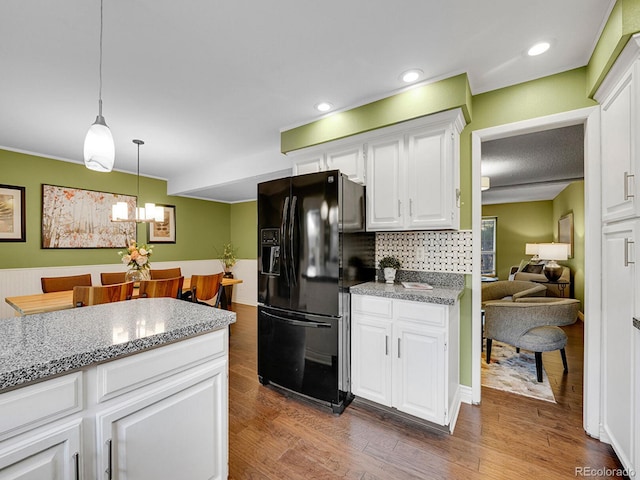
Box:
left=84, top=0, right=114, bottom=172
left=112, top=139, right=164, bottom=223
left=481, top=176, right=490, bottom=191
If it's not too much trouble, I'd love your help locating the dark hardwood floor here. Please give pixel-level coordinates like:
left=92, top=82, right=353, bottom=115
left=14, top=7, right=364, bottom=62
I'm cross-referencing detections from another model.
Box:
left=228, top=304, right=625, bottom=479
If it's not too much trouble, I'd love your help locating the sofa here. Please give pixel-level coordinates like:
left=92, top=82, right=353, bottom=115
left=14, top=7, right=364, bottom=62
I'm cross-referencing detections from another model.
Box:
left=509, top=262, right=571, bottom=297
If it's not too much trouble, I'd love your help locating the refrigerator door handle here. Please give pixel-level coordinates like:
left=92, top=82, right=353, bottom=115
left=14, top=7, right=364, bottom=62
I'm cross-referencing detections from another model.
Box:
left=290, top=195, right=298, bottom=285
left=281, top=196, right=290, bottom=285
left=262, top=310, right=331, bottom=328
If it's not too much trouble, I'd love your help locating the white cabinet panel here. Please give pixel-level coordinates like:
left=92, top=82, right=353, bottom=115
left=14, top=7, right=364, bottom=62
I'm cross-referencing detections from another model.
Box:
left=366, top=136, right=405, bottom=230
left=325, top=144, right=365, bottom=184
left=109, top=375, right=224, bottom=480
left=602, top=220, right=638, bottom=470
left=393, top=322, right=445, bottom=424
left=0, top=422, right=81, bottom=480
left=351, top=317, right=392, bottom=406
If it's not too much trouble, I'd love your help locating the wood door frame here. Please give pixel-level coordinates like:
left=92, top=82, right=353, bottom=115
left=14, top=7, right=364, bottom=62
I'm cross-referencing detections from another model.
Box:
left=471, top=106, right=601, bottom=438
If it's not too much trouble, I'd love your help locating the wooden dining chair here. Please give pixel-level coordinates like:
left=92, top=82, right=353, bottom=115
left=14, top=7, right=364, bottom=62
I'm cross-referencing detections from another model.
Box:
left=188, top=273, right=224, bottom=306
left=139, top=277, right=184, bottom=299
left=73, top=282, right=134, bottom=307
left=100, top=272, right=127, bottom=285
left=41, top=273, right=92, bottom=293
left=149, top=268, right=182, bottom=280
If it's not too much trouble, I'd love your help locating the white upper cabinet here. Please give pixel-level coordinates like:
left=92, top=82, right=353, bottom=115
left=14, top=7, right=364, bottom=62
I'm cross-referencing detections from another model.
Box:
left=290, top=140, right=366, bottom=184
left=289, top=108, right=465, bottom=232
left=367, top=109, right=464, bottom=231
left=595, top=35, right=640, bottom=222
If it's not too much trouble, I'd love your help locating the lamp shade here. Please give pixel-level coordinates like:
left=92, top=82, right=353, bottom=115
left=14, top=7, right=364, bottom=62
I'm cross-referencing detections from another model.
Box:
left=83, top=116, right=115, bottom=172
left=481, top=176, right=490, bottom=191
left=525, top=243, right=539, bottom=255
left=537, top=243, right=569, bottom=261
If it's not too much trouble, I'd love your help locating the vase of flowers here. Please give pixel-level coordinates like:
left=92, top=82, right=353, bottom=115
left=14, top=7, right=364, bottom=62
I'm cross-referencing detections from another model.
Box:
left=379, top=256, right=401, bottom=284
left=119, top=241, right=153, bottom=283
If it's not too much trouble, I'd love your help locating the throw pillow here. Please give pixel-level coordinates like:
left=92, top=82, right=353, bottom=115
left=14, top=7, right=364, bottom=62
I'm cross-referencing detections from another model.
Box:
left=522, top=263, right=544, bottom=274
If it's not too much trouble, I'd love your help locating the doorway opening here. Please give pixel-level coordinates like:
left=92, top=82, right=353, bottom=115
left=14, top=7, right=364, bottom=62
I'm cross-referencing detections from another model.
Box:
left=470, top=106, right=601, bottom=437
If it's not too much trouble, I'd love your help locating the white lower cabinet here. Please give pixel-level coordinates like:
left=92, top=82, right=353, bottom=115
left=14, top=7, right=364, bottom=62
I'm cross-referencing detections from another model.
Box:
left=0, top=422, right=82, bottom=480
left=0, top=329, right=229, bottom=480
left=351, top=294, right=460, bottom=431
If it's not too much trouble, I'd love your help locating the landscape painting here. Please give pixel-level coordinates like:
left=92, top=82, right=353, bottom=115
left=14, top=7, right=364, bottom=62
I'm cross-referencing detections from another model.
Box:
left=41, top=184, right=136, bottom=248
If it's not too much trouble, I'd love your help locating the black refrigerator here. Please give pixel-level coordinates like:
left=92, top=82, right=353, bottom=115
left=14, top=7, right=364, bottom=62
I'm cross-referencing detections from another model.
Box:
left=257, top=170, right=374, bottom=413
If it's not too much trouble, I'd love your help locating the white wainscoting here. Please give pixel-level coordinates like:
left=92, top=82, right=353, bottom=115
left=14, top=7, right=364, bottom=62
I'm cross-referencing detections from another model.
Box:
left=0, top=259, right=258, bottom=319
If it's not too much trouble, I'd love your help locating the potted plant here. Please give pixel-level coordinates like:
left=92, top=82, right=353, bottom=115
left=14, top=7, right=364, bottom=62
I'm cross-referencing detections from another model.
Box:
left=379, top=256, right=401, bottom=284
left=218, top=242, right=238, bottom=278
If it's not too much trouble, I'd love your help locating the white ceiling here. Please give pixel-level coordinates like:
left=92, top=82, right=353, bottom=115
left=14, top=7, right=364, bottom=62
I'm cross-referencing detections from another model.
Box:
left=481, top=125, right=585, bottom=205
left=0, top=0, right=614, bottom=203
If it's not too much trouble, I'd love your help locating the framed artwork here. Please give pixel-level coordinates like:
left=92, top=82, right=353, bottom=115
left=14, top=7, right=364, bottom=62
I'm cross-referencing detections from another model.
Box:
left=558, top=212, right=574, bottom=259
left=41, top=184, right=137, bottom=248
left=0, top=184, right=26, bottom=242
left=148, top=204, right=176, bottom=243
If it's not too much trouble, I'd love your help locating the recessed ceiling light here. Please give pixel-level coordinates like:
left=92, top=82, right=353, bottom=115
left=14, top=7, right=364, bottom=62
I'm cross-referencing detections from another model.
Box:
left=400, top=69, right=423, bottom=83
left=528, top=42, right=550, bottom=56
left=315, top=102, right=333, bottom=112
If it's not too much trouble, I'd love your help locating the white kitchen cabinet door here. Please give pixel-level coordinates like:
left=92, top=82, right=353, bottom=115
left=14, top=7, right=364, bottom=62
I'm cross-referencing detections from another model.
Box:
left=292, top=153, right=325, bottom=176
left=393, top=321, right=445, bottom=424
left=366, top=135, right=405, bottom=231
left=325, top=144, right=365, bottom=185
left=596, top=37, right=640, bottom=222
left=0, top=422, right=81, bottom=480
left=406, top=126, right=458, bottom=230
left=602, top=219, right=638, bottom=471
left=99, top=360, right=228, bottom=480
left=351, top=315, right=393, bottom=407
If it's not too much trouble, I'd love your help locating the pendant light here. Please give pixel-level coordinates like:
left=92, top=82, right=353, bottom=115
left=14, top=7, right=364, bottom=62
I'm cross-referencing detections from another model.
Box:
left=112, top=140, right=164, bottom=223
left=84, top=0, right=115, bottom=172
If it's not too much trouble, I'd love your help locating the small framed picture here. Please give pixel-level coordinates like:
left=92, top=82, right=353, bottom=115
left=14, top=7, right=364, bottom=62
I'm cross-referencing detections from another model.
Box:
left=148, top=204, right=176, bottom=243
left=558, top=212, right=574, bottom=259
left=0, top=184, right=26, bottom=242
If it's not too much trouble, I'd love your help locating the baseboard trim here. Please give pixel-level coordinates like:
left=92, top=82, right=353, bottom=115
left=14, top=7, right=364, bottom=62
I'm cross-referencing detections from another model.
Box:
left=459, top=385, right=474, bottom=405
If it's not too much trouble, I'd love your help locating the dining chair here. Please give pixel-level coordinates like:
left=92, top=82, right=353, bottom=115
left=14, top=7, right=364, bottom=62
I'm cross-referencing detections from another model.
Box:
left=149, top=268, right=182, bottom=280
left=187, top=273, right=224, bottom=307
left=100, top=272, right=127, bottom=285
left=73, top=282, right=134, bottom=307
left=139, top=277, right=184, bottom=299
left=41, top=273, right=92, bottom=293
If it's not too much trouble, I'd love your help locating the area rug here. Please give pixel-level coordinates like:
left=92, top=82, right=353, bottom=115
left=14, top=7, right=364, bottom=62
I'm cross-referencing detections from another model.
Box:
left=481, top=340, right=556, bottom=403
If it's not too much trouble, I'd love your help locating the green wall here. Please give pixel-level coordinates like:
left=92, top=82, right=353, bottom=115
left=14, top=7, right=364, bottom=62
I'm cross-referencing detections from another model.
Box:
left=553, top=181, right=585, bottom=309
left=230, top=201, right=257, bottom=259
left=482, top=201, right=554, bottom=280
left=0, top=149, right=232, bottom=268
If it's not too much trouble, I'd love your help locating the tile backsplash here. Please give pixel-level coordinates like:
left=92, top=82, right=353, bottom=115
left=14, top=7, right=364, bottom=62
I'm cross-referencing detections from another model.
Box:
left=375, top=231, right=473, bottom=274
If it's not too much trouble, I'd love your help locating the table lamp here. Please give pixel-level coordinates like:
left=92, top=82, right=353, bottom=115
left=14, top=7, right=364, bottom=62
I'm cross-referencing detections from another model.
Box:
left=537, top=243, right=569, bottom=281
left=525, top=243, right=539, bottom=263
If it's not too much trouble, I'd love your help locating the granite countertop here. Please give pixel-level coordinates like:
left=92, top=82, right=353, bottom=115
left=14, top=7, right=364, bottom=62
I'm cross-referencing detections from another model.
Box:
left=0, top=298, right=236, bottom=392
left=351, top=281, right=463, bottom=305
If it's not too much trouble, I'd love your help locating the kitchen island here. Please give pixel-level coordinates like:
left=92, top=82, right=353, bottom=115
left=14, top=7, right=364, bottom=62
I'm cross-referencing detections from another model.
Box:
left=350, top=279, right=463, bottom=432
left=0, top=297, right=235, bottom=479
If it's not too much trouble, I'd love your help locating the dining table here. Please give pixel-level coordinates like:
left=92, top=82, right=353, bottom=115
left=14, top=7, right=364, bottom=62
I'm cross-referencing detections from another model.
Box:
left=4, top=277, right=243, bottom=316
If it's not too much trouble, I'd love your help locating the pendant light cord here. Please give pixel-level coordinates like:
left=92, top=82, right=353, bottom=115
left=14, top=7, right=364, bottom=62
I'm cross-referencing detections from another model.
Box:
left=98, top=0, right=104, bottom=117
